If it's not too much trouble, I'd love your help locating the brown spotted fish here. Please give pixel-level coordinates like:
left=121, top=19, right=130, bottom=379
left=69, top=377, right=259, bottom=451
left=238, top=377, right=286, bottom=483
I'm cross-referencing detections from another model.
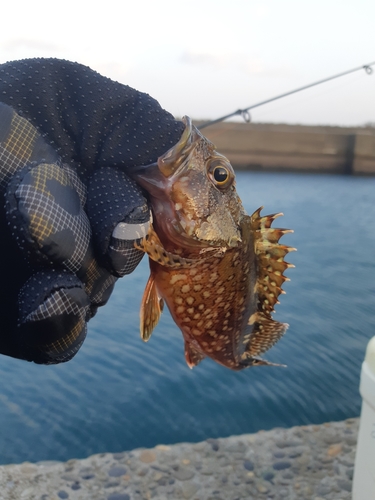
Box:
left=131, top=117, right=295, bottom=370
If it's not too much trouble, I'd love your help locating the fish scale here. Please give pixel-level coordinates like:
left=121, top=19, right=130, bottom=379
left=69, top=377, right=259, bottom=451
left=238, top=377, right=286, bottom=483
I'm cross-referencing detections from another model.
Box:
left=131, top=117, right=295, bottom=370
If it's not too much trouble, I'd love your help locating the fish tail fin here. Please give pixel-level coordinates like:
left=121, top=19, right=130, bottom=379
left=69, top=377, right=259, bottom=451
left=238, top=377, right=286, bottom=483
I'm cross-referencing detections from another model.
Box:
left=241, top=312, right=288, bottom=367
left=245, top=312, right=288, bottom=355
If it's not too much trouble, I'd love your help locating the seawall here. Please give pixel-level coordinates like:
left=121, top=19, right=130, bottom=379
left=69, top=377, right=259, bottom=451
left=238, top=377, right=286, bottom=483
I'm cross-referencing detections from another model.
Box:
left=0, top=418, right=358, bottom=499
left=195, top=121, right=375, bottom=175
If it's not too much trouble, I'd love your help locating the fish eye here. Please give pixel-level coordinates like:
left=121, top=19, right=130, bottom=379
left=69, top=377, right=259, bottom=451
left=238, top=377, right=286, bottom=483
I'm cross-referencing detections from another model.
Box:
left=213, top=166, right=229, bottom=184
left=207, top=160, right=234, bottom=189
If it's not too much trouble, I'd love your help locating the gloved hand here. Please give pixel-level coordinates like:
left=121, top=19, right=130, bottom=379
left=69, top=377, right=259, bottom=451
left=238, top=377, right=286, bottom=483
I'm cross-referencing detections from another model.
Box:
left=0, top=58, right=184, bottom=364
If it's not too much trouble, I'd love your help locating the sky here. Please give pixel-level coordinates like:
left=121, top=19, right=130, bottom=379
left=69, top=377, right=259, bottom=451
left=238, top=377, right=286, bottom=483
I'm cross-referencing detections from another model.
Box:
left=1, top=0, right=374, bottom=127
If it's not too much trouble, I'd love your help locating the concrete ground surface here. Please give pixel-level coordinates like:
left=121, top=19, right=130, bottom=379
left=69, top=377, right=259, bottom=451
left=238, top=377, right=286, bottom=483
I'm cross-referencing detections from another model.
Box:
left=0, top=418, right=359, bottom=500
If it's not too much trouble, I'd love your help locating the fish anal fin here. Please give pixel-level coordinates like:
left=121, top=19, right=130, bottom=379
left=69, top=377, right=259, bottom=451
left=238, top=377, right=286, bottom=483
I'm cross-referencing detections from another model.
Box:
left=245, top=312, right=288, bottom=357
left=184, top=342, right=206, bottom=369
left=140, top=273, right=164, bottom=342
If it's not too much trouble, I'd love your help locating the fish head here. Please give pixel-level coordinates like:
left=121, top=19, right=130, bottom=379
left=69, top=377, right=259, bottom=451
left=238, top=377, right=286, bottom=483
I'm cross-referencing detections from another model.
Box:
left=131, top=116, right=245, bottom=251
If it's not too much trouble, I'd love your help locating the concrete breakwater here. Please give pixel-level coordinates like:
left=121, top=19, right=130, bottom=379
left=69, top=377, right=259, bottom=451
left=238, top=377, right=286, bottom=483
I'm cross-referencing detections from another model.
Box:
left=0, top=418, right=358, bottom=500
left=196, top=121, right=375, bottom=175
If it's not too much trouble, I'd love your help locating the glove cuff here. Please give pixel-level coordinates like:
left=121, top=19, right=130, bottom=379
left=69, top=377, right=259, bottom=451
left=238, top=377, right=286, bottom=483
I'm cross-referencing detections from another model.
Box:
left=87, top=167, right=149, bottom=276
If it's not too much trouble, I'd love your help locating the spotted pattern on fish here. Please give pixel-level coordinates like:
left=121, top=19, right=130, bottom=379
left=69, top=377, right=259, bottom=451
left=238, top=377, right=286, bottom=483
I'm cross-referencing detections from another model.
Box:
left=138, top=209, right=294, bottom=370
left=131, top=117, right=295, bottom=370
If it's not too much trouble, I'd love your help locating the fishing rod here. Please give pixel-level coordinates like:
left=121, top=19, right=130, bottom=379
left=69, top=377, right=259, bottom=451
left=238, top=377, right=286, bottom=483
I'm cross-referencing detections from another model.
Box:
left=198, top=60, right=375, bottom=129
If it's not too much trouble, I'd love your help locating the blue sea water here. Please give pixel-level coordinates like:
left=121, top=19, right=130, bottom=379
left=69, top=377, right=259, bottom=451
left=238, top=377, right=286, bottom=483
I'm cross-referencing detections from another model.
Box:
left=0, top=171, right=374, bottom=465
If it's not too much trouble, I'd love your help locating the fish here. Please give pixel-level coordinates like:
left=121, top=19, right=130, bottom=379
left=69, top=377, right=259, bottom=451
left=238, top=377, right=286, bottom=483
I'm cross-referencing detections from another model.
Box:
left=130, top=116, right=295, bottom=370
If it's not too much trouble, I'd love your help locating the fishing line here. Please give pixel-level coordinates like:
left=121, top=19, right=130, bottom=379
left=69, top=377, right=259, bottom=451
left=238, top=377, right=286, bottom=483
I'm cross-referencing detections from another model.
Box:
left=251, top=71, right=369, bottom=122
left=199, top=60, right=375, bottom=129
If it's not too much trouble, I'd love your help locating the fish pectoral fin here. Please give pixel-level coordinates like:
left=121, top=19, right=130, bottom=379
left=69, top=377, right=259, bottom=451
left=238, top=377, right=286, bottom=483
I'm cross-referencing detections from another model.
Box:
left=140, top=273, right=164, bottom=342
left=250, top=208, right=296, bottom=317
left=184, top=342, right=206, bottom=369
left=244, top=312, right=288, bottom=357
left=135, top=224, right=197, bottom=268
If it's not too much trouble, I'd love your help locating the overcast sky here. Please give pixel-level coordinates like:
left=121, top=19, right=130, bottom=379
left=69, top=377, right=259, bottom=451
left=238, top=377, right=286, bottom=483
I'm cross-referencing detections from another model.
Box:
left=1, top=0, right=374, bottom=127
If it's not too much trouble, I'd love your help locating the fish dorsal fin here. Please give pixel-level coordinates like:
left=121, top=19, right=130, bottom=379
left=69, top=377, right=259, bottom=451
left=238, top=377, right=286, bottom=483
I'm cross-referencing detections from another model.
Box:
left=184, top=342, right=206, bottom=369
left=239, top=207, right=295, bottom=366
left=140, top=273, right=164, bottom=341
left=251, top=207, right=296, bottom=317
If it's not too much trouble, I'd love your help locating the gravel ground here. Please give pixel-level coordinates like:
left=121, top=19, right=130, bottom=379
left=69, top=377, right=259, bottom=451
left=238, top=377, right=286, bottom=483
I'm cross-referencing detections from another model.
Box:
left=0, top=418, right=358, bottom=500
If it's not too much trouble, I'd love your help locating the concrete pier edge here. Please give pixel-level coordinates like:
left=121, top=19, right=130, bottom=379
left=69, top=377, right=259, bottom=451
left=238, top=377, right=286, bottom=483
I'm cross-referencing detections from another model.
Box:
left=0, top=418, right=359, bottom=500
left=197, top=121, right=375, bottom=175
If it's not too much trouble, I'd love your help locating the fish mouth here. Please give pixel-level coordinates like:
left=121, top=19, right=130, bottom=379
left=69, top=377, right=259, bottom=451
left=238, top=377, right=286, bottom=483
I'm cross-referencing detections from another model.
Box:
left=157, top=117, right=200, bottom=177
left=129, top=116, right=204, bottom=197
left=128, top=162, right=169, bottom=208
left=128, top=120, right=201, bottom=249
left=130, top=116, right=198, bottom=178
left=129, top=162, right=204, bottom=250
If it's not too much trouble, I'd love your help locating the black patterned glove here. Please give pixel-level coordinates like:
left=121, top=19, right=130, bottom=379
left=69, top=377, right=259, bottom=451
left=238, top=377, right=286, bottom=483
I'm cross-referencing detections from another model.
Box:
left=0, top=58, right=184, bottom=364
